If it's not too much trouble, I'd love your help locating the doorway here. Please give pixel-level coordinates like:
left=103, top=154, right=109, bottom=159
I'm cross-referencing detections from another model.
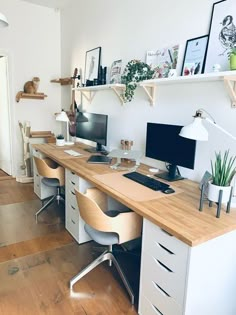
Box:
left=0, top=55, right=12, bottom=176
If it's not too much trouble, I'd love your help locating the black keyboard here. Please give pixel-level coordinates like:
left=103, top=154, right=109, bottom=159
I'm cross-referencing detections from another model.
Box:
left=123, top=172, right=169, bottom=191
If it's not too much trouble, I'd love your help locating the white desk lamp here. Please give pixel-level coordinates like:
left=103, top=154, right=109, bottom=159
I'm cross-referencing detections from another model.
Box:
left=0, top=12, right=8, bottom=27
left=56, top=110, right=74, bottom=145
left=179, top=108, right=236, bottom=206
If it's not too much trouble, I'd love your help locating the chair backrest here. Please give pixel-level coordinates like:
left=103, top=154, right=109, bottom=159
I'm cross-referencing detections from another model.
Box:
left=34, top=156, right=65, bottom=186
left=75, top=188, right=142, bottom=244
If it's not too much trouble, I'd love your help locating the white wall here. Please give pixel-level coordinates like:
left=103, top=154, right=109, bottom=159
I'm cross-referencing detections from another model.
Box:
left=60, top=0, right=236, bottom=182
left=0, top=0, right=61, bottom=176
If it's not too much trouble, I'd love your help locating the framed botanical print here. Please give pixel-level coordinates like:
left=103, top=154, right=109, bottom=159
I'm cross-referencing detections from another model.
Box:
left=204, top=0, right=236, bottom=73
left=181, top=35, right=209, bottom=76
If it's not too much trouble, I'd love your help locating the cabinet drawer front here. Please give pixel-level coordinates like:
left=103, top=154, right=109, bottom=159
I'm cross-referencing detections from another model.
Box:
left=139, top=295, right=181, bottom=315
left=143, top=237, right=188, bottom=274
left=141, top=275, right=183, bottom=315
left=142, top=253, right=186, bottom=305
left=66, top=188, right=77, bottom=206
left=66, top=203, right=79, bottom=221
left=66, top=169, right=80, bottom=187
left=143, top=219, right=188, bottom=257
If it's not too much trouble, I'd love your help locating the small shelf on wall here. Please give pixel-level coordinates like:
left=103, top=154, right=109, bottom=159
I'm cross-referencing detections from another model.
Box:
left=139, top=70, right=236, bottom=107
left=16, top=92, right=47, bottom=102
left=50, top=78, right=72, bottom=85
left=73, top=84, right=126, bottom=105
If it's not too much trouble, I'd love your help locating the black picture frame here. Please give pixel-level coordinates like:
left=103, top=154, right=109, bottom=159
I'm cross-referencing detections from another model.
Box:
left=84, top=47, right=101, bottom=85
left=204, top=0, right=236, bottom=73
left=181, top=35, right=209, bottom=76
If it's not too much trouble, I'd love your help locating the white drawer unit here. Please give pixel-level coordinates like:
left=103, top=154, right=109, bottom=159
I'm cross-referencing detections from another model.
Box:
left=32, top=149, right=57, bottom=200
left=65, top=169, right=93, bottom=244
left=139, top=219, right=189, bottom=315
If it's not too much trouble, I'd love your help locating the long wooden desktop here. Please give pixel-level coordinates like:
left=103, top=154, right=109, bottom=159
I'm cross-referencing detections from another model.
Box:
left=32, top=143, right=236, bottom=315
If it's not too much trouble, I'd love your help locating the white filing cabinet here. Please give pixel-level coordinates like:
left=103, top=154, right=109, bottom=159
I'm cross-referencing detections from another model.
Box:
left=32, top=148, right=57, bottom=200
left=139, top=219, right=236, bottom=315
left=65, top=169, right=93, bottom=244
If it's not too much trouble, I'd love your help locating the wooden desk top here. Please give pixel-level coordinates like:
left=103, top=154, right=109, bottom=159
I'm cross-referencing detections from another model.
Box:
left=32, top=143, right=236, bottom=247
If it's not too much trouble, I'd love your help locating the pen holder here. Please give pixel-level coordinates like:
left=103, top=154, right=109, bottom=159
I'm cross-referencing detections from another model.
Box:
left=121, top=139, right=134, bottom=163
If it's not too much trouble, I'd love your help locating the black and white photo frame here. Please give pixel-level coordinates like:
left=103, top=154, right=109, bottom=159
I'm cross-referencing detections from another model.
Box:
left=84, top=47, right=101, bottom=85
left=204, top=0, right=236, bottom=73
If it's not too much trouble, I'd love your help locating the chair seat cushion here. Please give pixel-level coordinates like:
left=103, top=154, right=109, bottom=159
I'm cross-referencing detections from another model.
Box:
left=85, top=224, right=119, bottom=245
left=42, top=177, right=60, bottom=187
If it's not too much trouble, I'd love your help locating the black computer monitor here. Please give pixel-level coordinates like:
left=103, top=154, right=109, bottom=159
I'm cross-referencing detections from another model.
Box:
left=76, top=112, right=108, bottom=152
left=145, top=122, right=196, bottom=181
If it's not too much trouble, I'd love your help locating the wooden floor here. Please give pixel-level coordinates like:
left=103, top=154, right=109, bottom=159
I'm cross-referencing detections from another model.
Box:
left=0, top=179, right=139, bottom=314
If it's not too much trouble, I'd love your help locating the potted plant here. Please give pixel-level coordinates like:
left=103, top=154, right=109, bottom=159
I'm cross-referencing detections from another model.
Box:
left=208, top=150, right=236, bottom=203
left=121, top=59, right=154, bottom=103
left=228, top=46, right=236, bottom=70
left=56, top=134, right=65, bottom=146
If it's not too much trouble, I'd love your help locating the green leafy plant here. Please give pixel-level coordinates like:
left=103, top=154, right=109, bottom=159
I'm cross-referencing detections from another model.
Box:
left=211, top=150, right=236, bottom=186
left=56, top=134, right=64, bottom=140
left=121, top=59, right=154, bottom=103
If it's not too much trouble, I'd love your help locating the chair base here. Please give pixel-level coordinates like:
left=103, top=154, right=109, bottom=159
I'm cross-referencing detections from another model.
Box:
left=35, top=190, right=65, bottom=223
left=69, top=249, right=135, bottom=305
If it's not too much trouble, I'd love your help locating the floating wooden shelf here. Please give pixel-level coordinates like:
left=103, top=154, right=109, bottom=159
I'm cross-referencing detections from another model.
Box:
left=139, top=70, right=236, bottom=107
left=16, top=92, right=47, bottom=102
left=30, top=131, right=54, bottom=138
left=73, top=84, right=126, bottom=105
left=50, top=78, right=72, bottom=85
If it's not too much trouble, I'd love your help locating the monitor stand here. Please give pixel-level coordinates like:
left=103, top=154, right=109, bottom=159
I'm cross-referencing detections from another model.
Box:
left=84, top=143, right=104, bottom=153
left=155, top=164, right=184, bottom=182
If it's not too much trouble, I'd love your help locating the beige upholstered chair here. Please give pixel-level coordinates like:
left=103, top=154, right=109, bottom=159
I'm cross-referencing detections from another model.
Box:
left=33, top=156, right=65, bottom=223
left=70, top=187, right=142, bottom=304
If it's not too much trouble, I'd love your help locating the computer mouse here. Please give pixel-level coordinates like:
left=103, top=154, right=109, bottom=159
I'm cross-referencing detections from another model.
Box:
left=162, top=188, right=175, bottom=194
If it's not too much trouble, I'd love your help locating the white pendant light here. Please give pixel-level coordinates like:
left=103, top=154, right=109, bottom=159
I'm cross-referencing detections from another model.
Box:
left=0, top=12, right=9, bottom=28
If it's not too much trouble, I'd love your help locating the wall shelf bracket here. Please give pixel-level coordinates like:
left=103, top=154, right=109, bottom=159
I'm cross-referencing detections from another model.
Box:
left=80, top=91, right=96, bottom=103
left=139, top=83, right=156, bottom=106
left=110, top=86, right=125, bottom=105
left=224, top=76, right=236, bottom=108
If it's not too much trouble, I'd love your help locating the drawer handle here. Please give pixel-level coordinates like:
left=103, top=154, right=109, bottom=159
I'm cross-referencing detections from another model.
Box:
left=156, top=259, right=173, bottom=273
left=71, top=205, right=76, bottom=210
left=71, top=191, right=75, bottom=196
left=71, top=219, right=76, bottom=224
left=151, top=305, right=163, bottom=315
left=70, top=181, right=75, bottom=185
left=153, top=281, right=170, bottom=297
left=161, top=228, right=173, bottom=237
left=156, top=242, right=174, bottom=255
left=71, top=172, right=75, bottom=175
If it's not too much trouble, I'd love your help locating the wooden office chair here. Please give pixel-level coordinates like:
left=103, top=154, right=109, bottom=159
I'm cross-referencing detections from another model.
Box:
left=33, top=156, right=65, bottom=223
left=70, top=187, right=142, bottom=304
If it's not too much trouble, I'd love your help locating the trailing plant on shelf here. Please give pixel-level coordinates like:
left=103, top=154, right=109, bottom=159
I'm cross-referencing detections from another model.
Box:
left=121, top=59, right=154, bottom=103
left=210, top=150, right=236, bottom=187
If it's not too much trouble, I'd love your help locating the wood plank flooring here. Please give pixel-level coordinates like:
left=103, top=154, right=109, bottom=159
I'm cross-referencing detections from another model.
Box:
left=0, top=179, right=139, bottom=314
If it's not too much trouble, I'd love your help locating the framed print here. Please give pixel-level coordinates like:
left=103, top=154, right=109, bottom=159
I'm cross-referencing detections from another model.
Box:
left=181, top=35, right=209, bottom=76
left=110, top=59, right=122, bottom=84
left=204, top=0, right=236, bottom=73
left=84, top=47, right=101, bottom=84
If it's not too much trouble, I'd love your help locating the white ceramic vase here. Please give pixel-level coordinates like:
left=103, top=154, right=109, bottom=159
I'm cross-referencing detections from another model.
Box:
left=208, top=182, right=232, bottom=204
left=56, top=138, right=65, bottom=146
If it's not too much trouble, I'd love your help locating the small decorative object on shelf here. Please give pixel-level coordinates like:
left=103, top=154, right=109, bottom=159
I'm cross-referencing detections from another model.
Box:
left=121, top=59, right=154, bottom=103
left=199, top=150, right=236, bottom=217
left=56, top=134, right=65, bottom=146
left=228, top=46, right=236, bottom=70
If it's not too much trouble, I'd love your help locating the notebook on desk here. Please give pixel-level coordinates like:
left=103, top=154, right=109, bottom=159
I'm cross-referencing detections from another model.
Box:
left=87, top=155, right=112, bottom=164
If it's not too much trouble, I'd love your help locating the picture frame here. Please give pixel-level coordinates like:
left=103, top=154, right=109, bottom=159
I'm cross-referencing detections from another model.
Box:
left=181, top=35, right=209, bottom=76
left=84, top=47, right=101, bottom=84
left=204, top=0, right=236, bottom=73
left=110, top=59, right=122, bottom=84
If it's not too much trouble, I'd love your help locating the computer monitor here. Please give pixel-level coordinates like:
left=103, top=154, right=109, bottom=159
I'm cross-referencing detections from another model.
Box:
left=145, top=122, right=196, bottom=181
left=76, top=112, right=108, bottom=152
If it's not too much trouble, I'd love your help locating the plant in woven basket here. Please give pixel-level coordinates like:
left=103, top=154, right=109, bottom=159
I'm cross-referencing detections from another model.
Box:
left=121, top=59, right=154, bottom=103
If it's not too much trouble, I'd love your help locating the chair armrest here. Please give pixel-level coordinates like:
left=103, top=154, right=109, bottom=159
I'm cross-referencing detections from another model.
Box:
left=86, top=188, right=108, bottom=212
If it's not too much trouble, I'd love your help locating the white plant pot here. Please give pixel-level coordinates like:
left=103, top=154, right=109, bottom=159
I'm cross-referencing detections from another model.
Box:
left=56, top=139, right=65, bottom=146
left=208, top=182, right=232, bottom=204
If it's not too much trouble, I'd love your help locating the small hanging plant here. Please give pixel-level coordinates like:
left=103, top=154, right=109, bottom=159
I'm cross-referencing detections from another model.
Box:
left=121, top=59, right=154, bottom=103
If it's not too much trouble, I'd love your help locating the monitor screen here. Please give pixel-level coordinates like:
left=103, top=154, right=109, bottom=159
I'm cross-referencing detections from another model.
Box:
left=145, top=122, right=196, bottom=181
left=76, top=112, right=108, bottom=152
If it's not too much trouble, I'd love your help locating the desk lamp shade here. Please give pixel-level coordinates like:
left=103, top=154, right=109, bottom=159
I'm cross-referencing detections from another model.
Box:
left=179, top=116, right=208, bottom=141
left=0, top=13, right=9, bottom=27
left=56, top=110, right=69, bottom=123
